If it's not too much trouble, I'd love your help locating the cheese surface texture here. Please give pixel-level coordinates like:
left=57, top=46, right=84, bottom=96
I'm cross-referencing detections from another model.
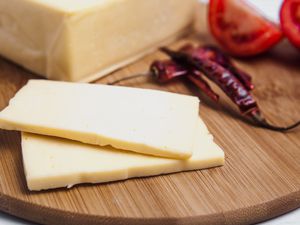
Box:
left=22, top=119, right=224, bottom=191
left=0, top=0, right=196, bottom=81
left=0, top=80, right=200, bottom=159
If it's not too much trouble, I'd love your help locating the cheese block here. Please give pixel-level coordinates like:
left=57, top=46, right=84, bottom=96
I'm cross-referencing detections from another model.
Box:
left=22, top=119, right=224, bottom=191
left=0, top=80, right=200, bottom=159
left=0, top=0, right=196, bottom=82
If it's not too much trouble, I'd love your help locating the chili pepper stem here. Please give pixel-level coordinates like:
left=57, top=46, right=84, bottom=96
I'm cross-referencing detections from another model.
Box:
left=249, top=110, right=300, bottom=132
left=107, top=72, right=152, bottom=85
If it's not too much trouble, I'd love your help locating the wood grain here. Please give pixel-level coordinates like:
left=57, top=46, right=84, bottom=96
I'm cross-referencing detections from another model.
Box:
left=0, top=4, right=299, bottom=225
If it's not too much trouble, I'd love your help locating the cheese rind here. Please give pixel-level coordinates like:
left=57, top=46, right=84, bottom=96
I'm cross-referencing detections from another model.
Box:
left=0, top=0, right=196, bottom=81
left=0, top=80, right=199, bottom=159
left=22, top=119, right=224, bottom=191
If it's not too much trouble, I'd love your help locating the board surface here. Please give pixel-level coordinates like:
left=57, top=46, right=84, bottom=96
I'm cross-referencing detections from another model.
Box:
left=0, top=4, right=299, bottom=225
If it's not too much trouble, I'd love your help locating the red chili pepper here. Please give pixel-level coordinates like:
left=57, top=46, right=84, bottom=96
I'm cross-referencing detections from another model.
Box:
left=187, top=73, right=219, bottom=102
left=161, top=48, right=256, bottom=113
left=109, top=59, right=219, bottom=102
left=149, top=60, right=187, bottom=83
left=108, top=60, right=187, bottom=85
left=150, top=60, right=219, bottom=101
left=109, top=45, right=253, bottom=91
left=180, top=44, right=254, bottom=90
left=160, top=47, right=300, bottom=132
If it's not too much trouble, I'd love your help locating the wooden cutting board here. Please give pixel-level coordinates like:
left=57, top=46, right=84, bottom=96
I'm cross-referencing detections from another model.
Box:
left=0, top=4, right=299, bottom=225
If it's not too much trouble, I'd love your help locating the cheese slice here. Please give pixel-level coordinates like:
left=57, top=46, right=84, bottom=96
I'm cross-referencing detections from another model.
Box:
left=0, top=0, right=196, bottom=82
left=0, top=80, right=200, bottom=159
left=22, top=119, right=224, bottom=191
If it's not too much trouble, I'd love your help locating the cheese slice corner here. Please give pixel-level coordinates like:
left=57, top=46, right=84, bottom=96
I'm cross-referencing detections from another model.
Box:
left=22, top=119, right=224, bottom=191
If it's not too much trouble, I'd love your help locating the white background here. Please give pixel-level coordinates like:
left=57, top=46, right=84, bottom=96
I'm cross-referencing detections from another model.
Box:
left=1, top=0, right=299, bottom=224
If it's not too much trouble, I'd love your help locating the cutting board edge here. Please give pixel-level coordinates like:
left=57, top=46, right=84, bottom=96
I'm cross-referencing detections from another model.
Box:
left=1, top=186, right=299, bottom=225
left=0, top=2, right=299, bottom=223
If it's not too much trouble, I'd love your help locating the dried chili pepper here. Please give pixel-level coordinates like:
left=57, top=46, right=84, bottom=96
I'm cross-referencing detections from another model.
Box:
left=108, top=61, right=183, bottom=85
left=151, top=60, right=219, bottom=101
left=187, top=73, right=219, bottom=102
left=149, top=60, right=187, bottom=83
left=109, top=45, right=253, bottom=89
left=160, top=47, right=300, bottom=132
left=180, top=44, right=254, bottom=90
left=108, top=61, right=185, bottom=85
left=162, top=48, right=257, bottom=113
left=109, top=59, right=219, bottom=102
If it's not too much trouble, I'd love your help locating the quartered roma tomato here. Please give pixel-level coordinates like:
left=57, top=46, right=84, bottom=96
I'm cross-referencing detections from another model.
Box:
left=208, top=0, right=283, bottom=57
left=280, top=0, right=300, bottom=48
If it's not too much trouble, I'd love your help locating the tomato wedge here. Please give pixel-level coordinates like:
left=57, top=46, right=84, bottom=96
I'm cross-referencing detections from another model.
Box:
left=208, top=0, right=283, bottom=56
left=280, top=0, right=300, bottom=48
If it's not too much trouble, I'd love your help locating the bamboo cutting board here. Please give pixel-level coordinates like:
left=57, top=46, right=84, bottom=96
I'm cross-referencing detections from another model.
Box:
left=0, top=4, right=300, bottom=225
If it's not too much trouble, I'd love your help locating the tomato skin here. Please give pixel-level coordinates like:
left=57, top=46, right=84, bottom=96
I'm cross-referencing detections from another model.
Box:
left=280, top=0, right=300, bottom=49
left=208, top=0, right=283, bottom=57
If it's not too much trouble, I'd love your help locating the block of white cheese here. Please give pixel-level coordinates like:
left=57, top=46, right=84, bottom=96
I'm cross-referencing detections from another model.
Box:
left=0, top=80, right=200, bottom=159
left=0, top=0, right=196, bottom=82
left=22, top=119, right=224, bottom=191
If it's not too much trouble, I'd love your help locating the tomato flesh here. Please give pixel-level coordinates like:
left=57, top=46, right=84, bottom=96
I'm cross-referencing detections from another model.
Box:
left=280, top=0, right=300, bottom=48
left=209, top=0, right=283, bottom=56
